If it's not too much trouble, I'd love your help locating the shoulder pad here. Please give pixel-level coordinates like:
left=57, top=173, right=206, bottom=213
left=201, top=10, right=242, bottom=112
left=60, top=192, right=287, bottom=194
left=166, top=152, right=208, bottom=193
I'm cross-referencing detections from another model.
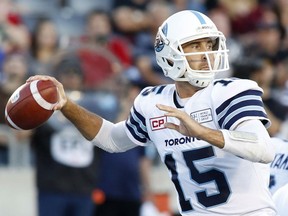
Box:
left=211, top=78, right=269, bottom=130
left=211, top=78, right=263, bottom=107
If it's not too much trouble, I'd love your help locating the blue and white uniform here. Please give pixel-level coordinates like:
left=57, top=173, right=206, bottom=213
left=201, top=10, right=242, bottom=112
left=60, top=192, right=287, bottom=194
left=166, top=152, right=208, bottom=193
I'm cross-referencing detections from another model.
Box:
left=269, top=137, right=288, bottom=194
left=125, top=78, right=276, bottom=215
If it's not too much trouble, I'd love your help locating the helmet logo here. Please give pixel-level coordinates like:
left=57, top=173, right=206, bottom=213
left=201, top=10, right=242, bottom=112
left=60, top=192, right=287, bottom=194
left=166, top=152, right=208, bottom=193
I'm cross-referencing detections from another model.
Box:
left=155, top=23, right=168, bottom=52
left=155, top=33, right=165, bottom=52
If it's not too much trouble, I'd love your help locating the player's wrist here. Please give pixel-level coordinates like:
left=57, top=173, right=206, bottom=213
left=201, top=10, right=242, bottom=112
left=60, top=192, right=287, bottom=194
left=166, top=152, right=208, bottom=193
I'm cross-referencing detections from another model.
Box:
left=60, top=98, right=72, bottom=112
left=195, top=126, right=225, bottom=148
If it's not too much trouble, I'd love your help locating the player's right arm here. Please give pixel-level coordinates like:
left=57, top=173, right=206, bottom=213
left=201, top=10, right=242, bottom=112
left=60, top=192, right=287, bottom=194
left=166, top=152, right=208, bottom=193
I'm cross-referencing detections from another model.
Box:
left=27, top=75, right=103, bottom=140
left=27, top=75, right=138, bottom=153
left=61, top=99, right=103, bottom=140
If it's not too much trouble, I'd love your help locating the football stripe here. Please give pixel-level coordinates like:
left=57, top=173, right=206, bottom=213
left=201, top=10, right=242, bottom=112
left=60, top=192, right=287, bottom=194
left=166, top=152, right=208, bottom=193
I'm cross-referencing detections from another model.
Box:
left=30, top=80, right=56, bottom=110
left=4, top=108, right=23, bottom=130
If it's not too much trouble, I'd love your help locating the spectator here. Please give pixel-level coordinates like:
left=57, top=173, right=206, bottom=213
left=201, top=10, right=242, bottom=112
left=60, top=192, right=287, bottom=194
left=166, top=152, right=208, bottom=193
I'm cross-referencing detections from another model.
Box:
left=94, top=147, right=151, bottom=216
left=93, top=81, right=152, bottom=216
left=0, top=0, right=30, bottom=54
left=78, top=9, right=133, bottom=90
left=243, top=5, right=286, bottom=62
left=0, top=53, right=30, bottom=166
left=132, top=1, right=175, bottom=87
left=111, top=0, right=150, bottom=42
left=272, top=55, right=288, bottom=110
left=271, top=55, right=288, bottom=139
left=29, top=18, right=61, bottom=76
left=0, top=53, right=29, bottom=89
left=208, top=5, right=244, bottom=78
left=275, top=0, right=288, bottom=49
left=30, top=55, right=115, bottom=216
left=232, top=57, right=287, bottom=136
left=220, top=0, right=263, bottom=35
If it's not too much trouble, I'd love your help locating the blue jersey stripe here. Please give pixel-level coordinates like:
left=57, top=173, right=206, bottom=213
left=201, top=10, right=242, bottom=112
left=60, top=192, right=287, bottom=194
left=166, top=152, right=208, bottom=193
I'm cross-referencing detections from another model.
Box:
left=130, top=106, right=147, bottom=132
left=220, top=105, right=267, bottom=129
left=217, top=95, right=263, bottom=120
left=224, top=110, right=268, bottom=129
left=132, top=106, right=146, bottom=122
left=157, top=85, right=166, bottom=94
left=191, top=11, right=206, bottom=24
left=126, top=122, right=147, bottom=143
left=126, top=106, right=150, bottom=143
left=216, top=89, right=267, bottom=129
left=218, top=101, right=265, bottom=127
left=128, top=115, right=148, bottom=138
left=216, top=90, right=262, bottom=115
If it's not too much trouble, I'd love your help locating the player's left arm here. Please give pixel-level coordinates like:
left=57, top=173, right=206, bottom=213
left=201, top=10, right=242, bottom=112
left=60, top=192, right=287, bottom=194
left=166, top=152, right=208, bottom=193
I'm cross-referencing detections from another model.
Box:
left=156, top=104, right=275, bottom=163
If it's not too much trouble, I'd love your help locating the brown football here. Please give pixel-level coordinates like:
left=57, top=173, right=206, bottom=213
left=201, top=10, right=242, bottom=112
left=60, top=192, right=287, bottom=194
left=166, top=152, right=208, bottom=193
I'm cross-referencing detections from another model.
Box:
left=5, top=80, right=58, bottom=130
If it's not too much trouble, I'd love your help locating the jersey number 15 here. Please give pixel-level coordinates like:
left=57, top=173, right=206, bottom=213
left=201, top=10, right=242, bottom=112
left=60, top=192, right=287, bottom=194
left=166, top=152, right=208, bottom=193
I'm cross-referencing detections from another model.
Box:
left=164, top=146, right=231, bottom=212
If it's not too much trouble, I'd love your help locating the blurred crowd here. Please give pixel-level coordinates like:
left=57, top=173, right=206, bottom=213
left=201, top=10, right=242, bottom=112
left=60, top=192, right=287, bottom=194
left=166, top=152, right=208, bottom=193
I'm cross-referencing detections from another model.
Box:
left=0, top=0, right=288, bottom=216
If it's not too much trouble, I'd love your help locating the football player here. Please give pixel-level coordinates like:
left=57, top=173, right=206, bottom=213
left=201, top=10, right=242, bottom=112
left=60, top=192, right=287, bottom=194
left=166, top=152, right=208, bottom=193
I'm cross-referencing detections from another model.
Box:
left=269, top=137, right=288, bottom=194
left=272, top=182, right=288, bottom=216
left=28, top=10, right=277, bottom=215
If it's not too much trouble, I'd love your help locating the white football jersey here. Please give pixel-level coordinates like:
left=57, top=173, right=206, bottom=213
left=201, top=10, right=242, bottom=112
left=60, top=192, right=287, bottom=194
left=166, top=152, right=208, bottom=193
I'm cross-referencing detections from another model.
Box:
left=269, top=137, right=288, bottom=194
left=125, top=78, right=276, bottom=215
left=272, top=183, right=288, bottom=216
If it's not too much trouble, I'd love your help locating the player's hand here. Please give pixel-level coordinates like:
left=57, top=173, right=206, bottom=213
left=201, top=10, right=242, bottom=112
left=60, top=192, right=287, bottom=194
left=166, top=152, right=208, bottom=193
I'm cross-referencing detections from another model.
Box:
left=26, top=75, right=67, bottom=111
left=156, top=104, right=204, bottom=138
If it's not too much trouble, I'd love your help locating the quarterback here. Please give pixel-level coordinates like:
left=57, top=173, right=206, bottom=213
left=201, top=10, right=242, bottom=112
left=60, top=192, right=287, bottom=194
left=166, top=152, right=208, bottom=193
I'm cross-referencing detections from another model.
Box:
left=28, top=10, right=277, bottom=215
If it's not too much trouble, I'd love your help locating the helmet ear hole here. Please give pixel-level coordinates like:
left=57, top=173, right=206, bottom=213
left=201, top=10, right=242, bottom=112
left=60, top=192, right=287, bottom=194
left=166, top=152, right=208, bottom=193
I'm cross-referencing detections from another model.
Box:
left=167, top=59, right=174, bottom=66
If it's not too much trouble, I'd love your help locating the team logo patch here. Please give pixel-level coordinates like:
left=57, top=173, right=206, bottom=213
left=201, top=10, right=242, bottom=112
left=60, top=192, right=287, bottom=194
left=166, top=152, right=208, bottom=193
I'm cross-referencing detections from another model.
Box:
left=154, top=33, right=165, bottom=52
left=190, top=108, right=213, bottom=123
left=154, top=23, right=168, bottom=52
left=150, top=116, right=167, bottom=131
